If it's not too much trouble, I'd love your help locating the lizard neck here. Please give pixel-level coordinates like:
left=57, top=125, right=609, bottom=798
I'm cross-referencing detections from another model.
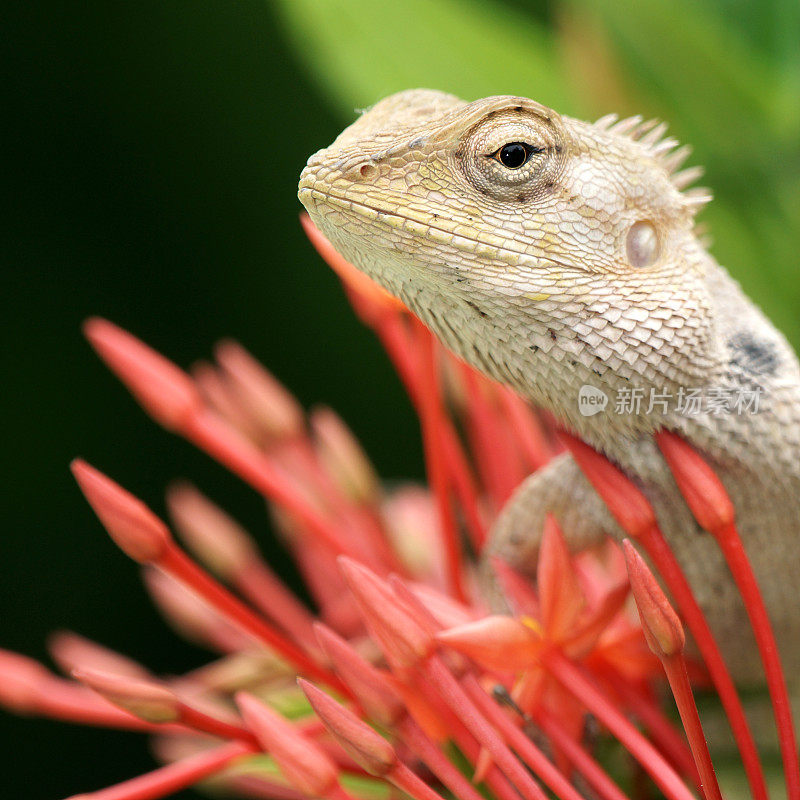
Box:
left=391, top=262, right=723, bottom=449
left=666, top=262, right=800, bottom=477
left=394, top=257, right=800, bottom=471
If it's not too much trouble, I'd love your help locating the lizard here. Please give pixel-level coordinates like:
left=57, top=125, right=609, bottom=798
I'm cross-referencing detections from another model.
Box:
left=297, top=88, right=800, bottom=688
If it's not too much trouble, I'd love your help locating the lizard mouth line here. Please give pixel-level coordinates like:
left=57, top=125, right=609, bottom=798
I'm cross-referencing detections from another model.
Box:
left=300, top=185, right=571, bottom=270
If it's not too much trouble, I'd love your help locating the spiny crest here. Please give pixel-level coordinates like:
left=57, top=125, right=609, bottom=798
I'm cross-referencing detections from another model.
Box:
left=593, top=112, right=711, bottom=211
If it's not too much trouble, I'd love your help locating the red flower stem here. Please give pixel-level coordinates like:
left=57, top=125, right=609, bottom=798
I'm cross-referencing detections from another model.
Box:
left=439, top=423, right=487, bottom=550
left=183, top=408, right=358, bottom=560
left=233, top=562, right=320, bottom=653
left=535, top=709, right=631, bottom=800
left=191, top=710, right=368, bottom=777
left=718, top=522, right=799, bottom=798
left=29, top=680, right=180, bottom=733
left=316, top=745, right=373, bottom=776
left=544, top=650, right=695, bottom=800
left=398, top=716, right=486, bottom=800
left=563, top=433, right=769, bottom=800
left=283, top=437, right=351, bottom=512
left=278, top=440, right=396, bottom=574
left=352, top=508, right=411, bottom=576
left=497, top=387, right=555, bottom=471
left=659, top=654, right=723, bottom=800
left=639, top=524, right=769, bottom=800
left=600, top=672, right=699, bottom=787
left=283, top=438, right=408, bottom=576
left=67, top=740, right=254, bottom=800
left=176, top=704, right=256, bottom=745
left=374, top=312, right=423, bottom=403
left=415, top=681, right=522, bottom=800
left=420, top=656, right=548, bottom=800
left=459, top=364, right=522, bottom=508
left=54, top=703, right=163, bottom=732
left=656, top=431, right=799, bottom=800
left=156, top=544, right=343, bottom=691
left=415, top=325, right=468, bottom=602
left=223, top=774, right=308, bottom=800
left=374, top=312, right=487, bottom=550
left=709, top=539, right=798, bottom=800
left=381, top=761, right=444, bottom=800
left=476, top=756, right=530, bottom=800
left=462, top=673, right=586, bottom=800
left=388, top=762, right=450, bottom=800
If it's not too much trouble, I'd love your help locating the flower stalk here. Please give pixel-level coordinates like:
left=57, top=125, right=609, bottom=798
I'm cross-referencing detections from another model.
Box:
left=65, top=740, right=255, bottom=800
left=624, top=542, right=722, bottom=800
left=562, top=430, right=770, bottom=800
left=657, top=429, right=800, bottom=800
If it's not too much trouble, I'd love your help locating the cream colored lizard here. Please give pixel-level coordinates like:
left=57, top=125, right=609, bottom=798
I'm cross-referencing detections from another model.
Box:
left=298, top=89, right=800, bottom=686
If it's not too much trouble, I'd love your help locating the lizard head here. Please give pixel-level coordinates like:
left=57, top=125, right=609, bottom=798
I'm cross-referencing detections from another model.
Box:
left=298, top=89, right=720, bottom=440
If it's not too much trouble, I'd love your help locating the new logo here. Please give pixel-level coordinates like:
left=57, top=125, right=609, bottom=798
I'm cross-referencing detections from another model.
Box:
left=578, top=384, right=608, bottom=417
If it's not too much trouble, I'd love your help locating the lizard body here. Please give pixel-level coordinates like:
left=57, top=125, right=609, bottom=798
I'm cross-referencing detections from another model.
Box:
left=298, top=90, right=800, bottom=685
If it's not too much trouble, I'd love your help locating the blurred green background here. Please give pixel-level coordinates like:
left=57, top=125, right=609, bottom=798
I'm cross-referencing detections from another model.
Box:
left=1, top=1, right=797, bottom=797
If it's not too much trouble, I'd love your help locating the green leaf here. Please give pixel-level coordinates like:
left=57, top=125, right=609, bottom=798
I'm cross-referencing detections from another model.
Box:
left=273, top=0, right=573, bottom=116
left=564, top=0, right=800, bottom=348
left=565, top=0, right=796, bottom=151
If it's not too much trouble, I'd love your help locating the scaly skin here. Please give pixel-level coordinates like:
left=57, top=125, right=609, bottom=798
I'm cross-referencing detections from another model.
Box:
left=298, top=89, right=800, bottom=686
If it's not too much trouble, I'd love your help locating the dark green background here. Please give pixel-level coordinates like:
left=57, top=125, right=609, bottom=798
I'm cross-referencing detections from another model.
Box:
left=2, top=3, right=423, bottom=797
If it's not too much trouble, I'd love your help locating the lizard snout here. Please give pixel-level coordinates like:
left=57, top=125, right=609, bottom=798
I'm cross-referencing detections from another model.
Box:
left=297, top=152, right=330, bottom=203
left=298, top=151, right=380, bottom=208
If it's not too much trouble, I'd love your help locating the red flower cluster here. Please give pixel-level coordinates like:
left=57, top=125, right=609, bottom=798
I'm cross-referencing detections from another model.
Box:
left=0, top=217, right=796, bottom=800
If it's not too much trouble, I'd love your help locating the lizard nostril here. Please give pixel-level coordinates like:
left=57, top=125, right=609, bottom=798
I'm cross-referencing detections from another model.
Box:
left=338, top=156, right=380, bottom=182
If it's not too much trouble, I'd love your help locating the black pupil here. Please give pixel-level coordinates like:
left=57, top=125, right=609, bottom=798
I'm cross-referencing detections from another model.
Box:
left=499, top=142, right=529, bottom=169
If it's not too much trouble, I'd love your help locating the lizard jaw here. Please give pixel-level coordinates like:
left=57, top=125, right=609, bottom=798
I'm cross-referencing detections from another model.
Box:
left=298, top=178, right=572, bottom=281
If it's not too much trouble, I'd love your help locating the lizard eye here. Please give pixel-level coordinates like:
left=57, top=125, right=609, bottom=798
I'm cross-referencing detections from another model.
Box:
left=460, top=103, right=566, bottom=201
left=493, top=142, right=539, bottom=169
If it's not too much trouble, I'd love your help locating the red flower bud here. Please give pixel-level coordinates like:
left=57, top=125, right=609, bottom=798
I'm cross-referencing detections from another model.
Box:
left=71, top=460, right=171, bottom=564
